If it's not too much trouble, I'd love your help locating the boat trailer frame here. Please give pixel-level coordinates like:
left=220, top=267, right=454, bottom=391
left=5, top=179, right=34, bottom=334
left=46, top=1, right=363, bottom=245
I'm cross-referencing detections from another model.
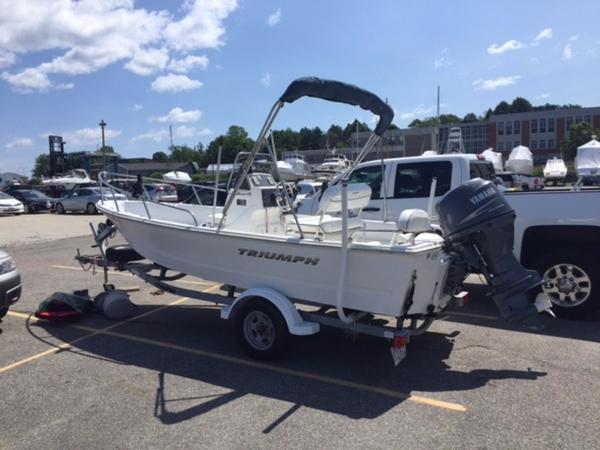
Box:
left=75, top=221, right=439, bottom=365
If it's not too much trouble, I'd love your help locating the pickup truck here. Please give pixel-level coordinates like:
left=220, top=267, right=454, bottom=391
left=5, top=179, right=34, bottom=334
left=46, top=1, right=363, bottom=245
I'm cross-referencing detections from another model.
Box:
left=298, top=154, right=600, bottom=319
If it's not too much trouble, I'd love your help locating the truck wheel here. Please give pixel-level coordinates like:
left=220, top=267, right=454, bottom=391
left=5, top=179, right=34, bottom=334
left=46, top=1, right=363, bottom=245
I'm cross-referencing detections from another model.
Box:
left=235, top=298, right=290, bottom=360
left=0, top=307, right=7, bottom=319
left=532, top=249, right=600, bottom=319
left=86, top=203, right=97, bottom=215
left=55, top=203, right=65, bottom=214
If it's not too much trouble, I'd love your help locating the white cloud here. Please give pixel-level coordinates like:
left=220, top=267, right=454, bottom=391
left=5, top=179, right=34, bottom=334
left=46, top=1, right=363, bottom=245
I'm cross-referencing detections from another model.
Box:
left=399, top=104, right=434, bottom=120
left=153, top=107, right=202, bottom=123
left=151, top=73, right=203, bottom=93
left=535, top=28, right=553, bottom=41
left=174, top=125, right=196, bottom=138
left=267, top=8, right=281, bottom=26
left=562, top=44, right=573, bottom=60
left=260, top=72, right=272, bottom=87
left=124, top=47, right=169, bottom=76
left=535, top=93, right=552, bottom=100
left=40, top=127, right=121, bottom=147
left=569, top=34, right=580, bottom=41
left=56, top=82, right=74, bottom=90
left=132, top=104, right=143, bottom=111
left=1, top=68, right=51, bottom=92
left=433, top=57, right=451, bottom=69
left=131, top=129, right=167, bottom=143
left=198, top=128, right=213, bottom=136
left=472, top=75, right=521, bottom=90
left=0, top=50, right=15, bottom=69
left=164, top=0, right=238, bottom=51
left=167, top=55, right=209, bottom=73
left=487, top=40, right=525, bottom=55
left=0, top=0, right=238, bottom=92
left=5, top=137, right=33, bottom=149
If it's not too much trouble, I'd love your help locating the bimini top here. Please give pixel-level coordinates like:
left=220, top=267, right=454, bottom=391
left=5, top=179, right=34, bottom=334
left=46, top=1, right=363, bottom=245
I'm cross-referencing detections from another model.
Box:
left=279, top=77, right=394, bottom=136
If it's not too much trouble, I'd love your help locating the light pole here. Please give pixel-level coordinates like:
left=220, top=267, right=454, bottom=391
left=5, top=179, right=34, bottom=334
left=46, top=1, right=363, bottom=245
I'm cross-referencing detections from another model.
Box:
left=99, top=119, right=107, bottom=170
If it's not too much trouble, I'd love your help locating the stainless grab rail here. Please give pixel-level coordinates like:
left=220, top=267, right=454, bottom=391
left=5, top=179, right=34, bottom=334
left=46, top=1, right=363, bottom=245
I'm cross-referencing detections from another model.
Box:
left=98, top=172, right=216, bottom=227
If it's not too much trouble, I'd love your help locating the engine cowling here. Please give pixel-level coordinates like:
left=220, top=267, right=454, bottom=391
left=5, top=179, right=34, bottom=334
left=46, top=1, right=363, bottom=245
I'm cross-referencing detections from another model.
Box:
left=437, top=178, right=543, bottom=322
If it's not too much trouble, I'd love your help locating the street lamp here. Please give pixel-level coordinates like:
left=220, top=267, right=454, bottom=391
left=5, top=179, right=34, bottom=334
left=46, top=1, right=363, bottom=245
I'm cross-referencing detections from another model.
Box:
left=99, top=119, right=107, bottom=170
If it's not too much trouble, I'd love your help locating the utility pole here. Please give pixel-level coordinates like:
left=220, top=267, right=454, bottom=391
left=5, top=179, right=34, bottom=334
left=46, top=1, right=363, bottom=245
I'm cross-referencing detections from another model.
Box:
left=169, top=124, right=174, bottom=151
left=99, top=119, right=107, bottom=170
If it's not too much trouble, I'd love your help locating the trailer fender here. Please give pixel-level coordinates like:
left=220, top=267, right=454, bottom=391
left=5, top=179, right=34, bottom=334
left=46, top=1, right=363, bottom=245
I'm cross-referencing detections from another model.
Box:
left=220, top=287, right=320, bottom=336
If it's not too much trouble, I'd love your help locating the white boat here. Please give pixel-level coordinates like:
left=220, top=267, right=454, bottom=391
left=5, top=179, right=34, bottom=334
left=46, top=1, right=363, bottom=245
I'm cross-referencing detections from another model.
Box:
left=96, top=77, right=547, bottom=361
left=312, top=152, right=352, bottom=179
left=505, top=145, right=533, bottom=175
left=575, top=138, right=600, bottom=179
left=283, top=153, right=311, bottom=179
left=42, top=169, right=93, bottom=189
left=481, top=148, right=503, bottom=172
left=163, top=171, right=192, bottom=183
left=276, top=160, right=299, bottom=181
left=543, top=157, right=567, bottom=184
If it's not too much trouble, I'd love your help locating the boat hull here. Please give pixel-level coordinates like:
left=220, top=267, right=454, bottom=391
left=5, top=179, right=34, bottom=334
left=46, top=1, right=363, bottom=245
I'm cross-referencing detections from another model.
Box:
left=100, top=204, right=451, bottom=318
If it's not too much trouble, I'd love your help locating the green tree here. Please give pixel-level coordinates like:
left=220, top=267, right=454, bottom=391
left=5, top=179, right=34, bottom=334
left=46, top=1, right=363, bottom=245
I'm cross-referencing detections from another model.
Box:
left=560, top=122, right=600, bottom=161
left=205, top=125, right=255, bottom=164
left=462, top=112, right=478, bottom=123
left=326, top=124, right=344, bottom=148
left=408, top=119, right=422, bottom=127
left=32, top=154, right=50, bottom=178
left=408, top=114, right=460, bottom=127
left=152, top=151, right=168, bottom=162
left=342, top=120, right=370, bottom=145
left=298, top=127, right=323, bottom=150
left=170, top=145, right=205, bottom=165
left=493, top=101, right=511, bottom=115
left=510, top=97, right=533, bottom=113
left=271, top=128, right=300, bottom=151
left=483, top=108, right=493, bottom=120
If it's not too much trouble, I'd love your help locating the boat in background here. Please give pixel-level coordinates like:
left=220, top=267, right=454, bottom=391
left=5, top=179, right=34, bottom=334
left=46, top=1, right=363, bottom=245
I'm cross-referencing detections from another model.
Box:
left=42, top=169, right=93, bottom=190
left=576, top=137, right=600, bottom=185
left=312, top=152, right=352, bottom=180
left=543, top=157, right=567, bottom=185
left=481, top=147, right=503, bottom=172
left=505, top=145, right=533, bottom=175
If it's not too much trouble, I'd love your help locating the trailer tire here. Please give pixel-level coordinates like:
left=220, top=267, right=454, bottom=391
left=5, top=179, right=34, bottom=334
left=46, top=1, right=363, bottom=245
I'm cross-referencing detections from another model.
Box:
left=531, top=249, right=600, bottom=319
left=235, top=298, right=290, bottom=360
left=0, top=307, right=7, bottom=319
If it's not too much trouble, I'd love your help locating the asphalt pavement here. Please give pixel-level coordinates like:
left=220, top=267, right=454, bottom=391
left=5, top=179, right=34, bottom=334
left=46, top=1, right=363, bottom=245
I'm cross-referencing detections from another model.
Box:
left=1, top=223, right=599, bottom=449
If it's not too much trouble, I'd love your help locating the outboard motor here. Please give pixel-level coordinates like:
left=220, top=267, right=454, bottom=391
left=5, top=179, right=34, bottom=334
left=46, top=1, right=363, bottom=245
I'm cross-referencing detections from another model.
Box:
left=437, top=178, right=546, bottom=322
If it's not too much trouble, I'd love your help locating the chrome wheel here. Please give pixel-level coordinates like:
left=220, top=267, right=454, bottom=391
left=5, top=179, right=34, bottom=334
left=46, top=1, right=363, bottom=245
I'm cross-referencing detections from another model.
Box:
left=243, top=311, right=275, bottom=351
left=542, top=263, right=591, bottom=308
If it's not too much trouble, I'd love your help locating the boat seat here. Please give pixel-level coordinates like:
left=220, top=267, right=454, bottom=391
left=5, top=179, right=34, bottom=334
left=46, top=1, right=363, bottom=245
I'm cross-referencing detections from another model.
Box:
left=396, top=209, right=431, bottom=233
left=291, top=214, right=364, bottom=235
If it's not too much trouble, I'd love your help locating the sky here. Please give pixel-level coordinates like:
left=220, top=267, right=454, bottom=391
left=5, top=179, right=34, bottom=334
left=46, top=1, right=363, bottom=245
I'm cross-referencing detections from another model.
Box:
left=1, top=0, right=599, bottom=175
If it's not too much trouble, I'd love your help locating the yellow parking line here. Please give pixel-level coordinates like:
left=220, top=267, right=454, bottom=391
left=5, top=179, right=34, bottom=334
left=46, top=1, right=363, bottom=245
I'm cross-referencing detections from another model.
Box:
left=51, top=264, right=214, bottom=287
left=0, top=283, right=221, bottom=375
left=66, top=324, right=465, bottom=412
left=3, top=281, right=465, bottom=412
left=447, top=311, right=499, bottom=321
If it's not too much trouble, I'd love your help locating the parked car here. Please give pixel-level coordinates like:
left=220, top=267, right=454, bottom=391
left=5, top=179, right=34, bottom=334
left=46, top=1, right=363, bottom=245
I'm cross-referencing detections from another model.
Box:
left=0, top=192, right=24, bottom=215
left=143, top=183, right=178, bottom=202
left=55, top=187, right=126, bottom=214
left=9, top=189, right=54, bottom=213
left=0, top=249, right=21, bottom=319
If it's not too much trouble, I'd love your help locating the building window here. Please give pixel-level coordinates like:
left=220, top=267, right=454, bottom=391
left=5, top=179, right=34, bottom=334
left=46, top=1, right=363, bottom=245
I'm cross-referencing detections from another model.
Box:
left=531, top=119, right=538, bottom=133
left=506, top=121, right=512, bottom=134
left=498, top=122, right=504, bottom=135
left=540, top=118, right=546, bottom=133
left=566, top=117, right=573, bottom=131
left=514, top=120, right=520, bottom=134
left=575, top=116, right=582, bottom=124
left=531, top=140, right=537, bottom=149
left=548, top=118, right=555, bottom=132
left=548, top=139, right=555, bottom=149
left=498, top=142, right=503, bottom=151
left=540, top=140, right=546, bottom=149
left=585, top=115, right=592, bottom=124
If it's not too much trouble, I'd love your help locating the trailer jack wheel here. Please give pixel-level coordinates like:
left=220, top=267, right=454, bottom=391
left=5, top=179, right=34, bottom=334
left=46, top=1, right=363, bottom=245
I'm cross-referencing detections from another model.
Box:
left=235, top=299, right=290, bottom=360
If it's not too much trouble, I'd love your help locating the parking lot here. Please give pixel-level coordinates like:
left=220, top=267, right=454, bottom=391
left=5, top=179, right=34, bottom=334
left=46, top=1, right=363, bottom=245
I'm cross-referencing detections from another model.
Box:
left=1, top=214, right=600, bottom=449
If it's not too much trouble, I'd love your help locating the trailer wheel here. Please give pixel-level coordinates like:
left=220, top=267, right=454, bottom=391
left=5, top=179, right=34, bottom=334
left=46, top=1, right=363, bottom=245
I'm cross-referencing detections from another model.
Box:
left=235, top=298, right=289, bottom=360
left=0, top=307, right=7, bottom=319
left=531, top=249, right=600, bottom=319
